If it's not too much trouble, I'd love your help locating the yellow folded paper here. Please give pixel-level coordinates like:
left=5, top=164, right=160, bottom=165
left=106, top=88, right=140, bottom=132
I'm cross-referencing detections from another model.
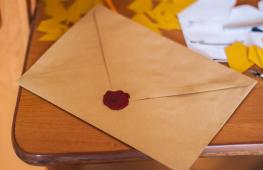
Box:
left=248, top=46, right=263, bottom=68
left=226, top=42, right=253, bottom=72
left=19, top=6, right=256, bottom=170
left=256, top=47, right=263, bottom=68
left=38, top=0, right=103, bottom=41
left=131, top=13, right=160, bottom=33
left=128, top=0, right=195, bottom=32
left=128, top=0, right=152, bottom=14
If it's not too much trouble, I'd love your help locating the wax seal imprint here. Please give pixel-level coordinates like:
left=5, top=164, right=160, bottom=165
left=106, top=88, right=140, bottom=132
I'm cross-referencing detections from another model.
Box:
left=103, top=90, right=130, bottom=110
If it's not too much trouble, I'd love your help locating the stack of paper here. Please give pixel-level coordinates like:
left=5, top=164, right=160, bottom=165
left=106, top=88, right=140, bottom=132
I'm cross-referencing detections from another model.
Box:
left=178, top=0, right=263, bottom=61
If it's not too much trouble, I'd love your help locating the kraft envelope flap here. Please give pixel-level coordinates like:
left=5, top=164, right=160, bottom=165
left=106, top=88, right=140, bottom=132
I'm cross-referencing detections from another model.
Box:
left=21, top=6, right=254, bottom=101
left=93, top=6, right=254, bottom=100
left=18, top=6, right=257, bottom=170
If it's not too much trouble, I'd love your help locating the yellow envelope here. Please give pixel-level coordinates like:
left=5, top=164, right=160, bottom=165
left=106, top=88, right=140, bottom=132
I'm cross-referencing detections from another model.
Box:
left=18, top=6, right=256, bottom=170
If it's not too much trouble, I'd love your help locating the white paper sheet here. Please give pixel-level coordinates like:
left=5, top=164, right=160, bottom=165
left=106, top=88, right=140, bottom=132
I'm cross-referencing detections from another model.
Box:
left=223, top=5, right=263, bottom=28
left=178, top=1, right=263, bottom=61
left=247, top=32, right=263, bottom=48
left=259, top=0, right=263, bottom=12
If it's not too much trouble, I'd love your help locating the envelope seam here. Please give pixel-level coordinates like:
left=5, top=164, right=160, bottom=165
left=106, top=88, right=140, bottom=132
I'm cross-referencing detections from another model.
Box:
left=93, top=9, right=112, bottom=88
left=130, top=83, right=253, bottom=101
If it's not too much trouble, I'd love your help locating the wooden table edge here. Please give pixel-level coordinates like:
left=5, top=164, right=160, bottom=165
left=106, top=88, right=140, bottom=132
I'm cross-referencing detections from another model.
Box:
left=11, top=87, right=147, bottom=166
left=12, top=134, right=263, bottom=166
left=12, top=139, right=148, bottom=166
left=12, top=89, right=263, bottom=165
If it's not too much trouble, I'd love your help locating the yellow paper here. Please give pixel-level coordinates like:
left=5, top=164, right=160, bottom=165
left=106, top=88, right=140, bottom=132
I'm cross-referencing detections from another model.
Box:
left=132, top=14, right=160, bottom=33
left=147, top=2, right=181, bottom=30
left=37, top=19, right=67, bottom=32
left=38, top=0, right=103, bottom=41
left=37, top=19, right=67, bottom=41
left=19, top=6, right=256, bottom=170
left=39, top=32, right=64, bottom=41
left=248, top=46, right=263, bottom=68
left=44, top=0, right=68, bottom=21
left=128, top=0, right=152, bottom=14
left=171, top=0, right=196, bottom=13
left=256, top=47, right=263, bottom=68
left=145, top=1, right=181, bottom=30
left=67, top=0, right=103, bottom=23
left=128, top=0, right=195, bottom=32
left=226, top=42, right=253, bottom=72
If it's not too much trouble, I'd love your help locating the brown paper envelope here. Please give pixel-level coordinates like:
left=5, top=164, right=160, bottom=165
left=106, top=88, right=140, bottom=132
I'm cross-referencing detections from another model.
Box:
left=18, top=6, right=257, bottom=170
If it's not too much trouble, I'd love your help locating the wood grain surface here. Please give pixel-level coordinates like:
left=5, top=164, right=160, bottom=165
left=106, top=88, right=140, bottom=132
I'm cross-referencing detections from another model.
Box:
left=12, top=0, right=263, bottom=166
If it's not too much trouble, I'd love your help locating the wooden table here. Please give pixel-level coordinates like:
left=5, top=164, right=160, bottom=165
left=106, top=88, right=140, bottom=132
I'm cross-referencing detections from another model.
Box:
left=13, top=0, right=263, bottom=166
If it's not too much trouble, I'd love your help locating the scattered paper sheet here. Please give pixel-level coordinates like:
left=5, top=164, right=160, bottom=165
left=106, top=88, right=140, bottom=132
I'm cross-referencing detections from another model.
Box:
left=248, top=46, right=263, bottom=68
left=224, top=5, right=263, bottom=28
left=257, top=46, right=263, bottom=66
left=178, top=0, right=236, bottom=61
left=128, top=0, right=152, bottom=14
left=128, top=0, right=195, bottom=33
left=37, top=0, right=103, bottom=41
left=248, top=32, right=263, bottom=48
left=225, top=42, right=263, bottom=72
left=259, top=0, right=263, bottom=12
left=132, top=13, right=160, bottom=33
left=178, top=0, right=263, bottom=61
left=225, top=42, right=253, bottom=72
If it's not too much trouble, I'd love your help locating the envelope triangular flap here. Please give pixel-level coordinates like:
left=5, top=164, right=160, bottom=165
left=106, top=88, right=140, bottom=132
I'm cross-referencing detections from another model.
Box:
left=94, top=6, right=254, bottom=100
left=19, top=8, right=111, bottom=107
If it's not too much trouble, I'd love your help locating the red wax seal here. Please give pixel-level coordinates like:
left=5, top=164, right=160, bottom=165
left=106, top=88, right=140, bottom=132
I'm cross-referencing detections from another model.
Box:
left=103, top=90, right=130, bottom=110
